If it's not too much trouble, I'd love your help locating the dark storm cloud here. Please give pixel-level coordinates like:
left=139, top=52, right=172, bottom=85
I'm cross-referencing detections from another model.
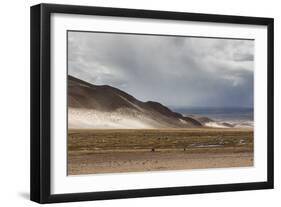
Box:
left=68, top=32, right=254, bottom=108
left=232, top=53, right=254, bottom=62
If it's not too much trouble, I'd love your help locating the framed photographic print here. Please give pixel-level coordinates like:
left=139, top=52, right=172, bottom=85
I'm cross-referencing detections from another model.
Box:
left=30, top=3, right=274, bottom=203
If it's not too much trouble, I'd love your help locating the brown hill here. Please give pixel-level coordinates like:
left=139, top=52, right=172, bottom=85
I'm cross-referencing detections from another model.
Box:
left=68, top=75, right=207, bottom=128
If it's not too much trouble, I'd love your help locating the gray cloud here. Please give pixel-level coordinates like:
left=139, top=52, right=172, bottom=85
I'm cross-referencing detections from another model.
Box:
left=68, top=31, right=254, bottom=108
left=233, top=53, right=254, bottom=62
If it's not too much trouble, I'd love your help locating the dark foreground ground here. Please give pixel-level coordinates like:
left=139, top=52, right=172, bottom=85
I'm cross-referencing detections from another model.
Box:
left=67, top=128, right=253, bottom=175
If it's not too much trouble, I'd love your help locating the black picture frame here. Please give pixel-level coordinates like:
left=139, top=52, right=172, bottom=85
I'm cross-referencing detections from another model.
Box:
left=30, top=3, right=274, bottom=204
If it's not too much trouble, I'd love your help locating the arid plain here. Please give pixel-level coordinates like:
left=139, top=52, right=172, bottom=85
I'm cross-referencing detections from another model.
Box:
left=68, top=128, right=253, bottom=175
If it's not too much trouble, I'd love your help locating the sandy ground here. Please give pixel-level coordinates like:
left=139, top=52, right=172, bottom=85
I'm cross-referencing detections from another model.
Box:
left=68, top=151, right=253, bottom=175
left=68, top=128, right=253, bottom=175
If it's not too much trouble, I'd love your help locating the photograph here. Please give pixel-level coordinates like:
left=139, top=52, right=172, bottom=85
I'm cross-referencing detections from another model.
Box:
left=30, top=3, right=273, bottom=203
left=67, top=31, right=254, bottom=175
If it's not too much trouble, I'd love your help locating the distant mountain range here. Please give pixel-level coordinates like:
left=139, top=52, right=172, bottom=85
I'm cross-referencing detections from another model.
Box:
left=68, top=75, right=212, bottom=129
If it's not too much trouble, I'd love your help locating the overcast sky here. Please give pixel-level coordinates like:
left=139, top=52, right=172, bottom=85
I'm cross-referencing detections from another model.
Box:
left=68, top=31, right=254, bottom=109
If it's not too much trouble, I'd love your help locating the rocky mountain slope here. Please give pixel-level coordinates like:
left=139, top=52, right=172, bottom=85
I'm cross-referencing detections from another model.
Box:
left=68, top=75, right=209, bottom=129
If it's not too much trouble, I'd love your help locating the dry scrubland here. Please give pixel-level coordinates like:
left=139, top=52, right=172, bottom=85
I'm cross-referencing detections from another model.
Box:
left=68, top=128, right=253, bottom=175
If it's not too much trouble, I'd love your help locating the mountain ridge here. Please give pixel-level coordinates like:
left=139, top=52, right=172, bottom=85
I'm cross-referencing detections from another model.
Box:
left=68, top=75, right=209, bottom=129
